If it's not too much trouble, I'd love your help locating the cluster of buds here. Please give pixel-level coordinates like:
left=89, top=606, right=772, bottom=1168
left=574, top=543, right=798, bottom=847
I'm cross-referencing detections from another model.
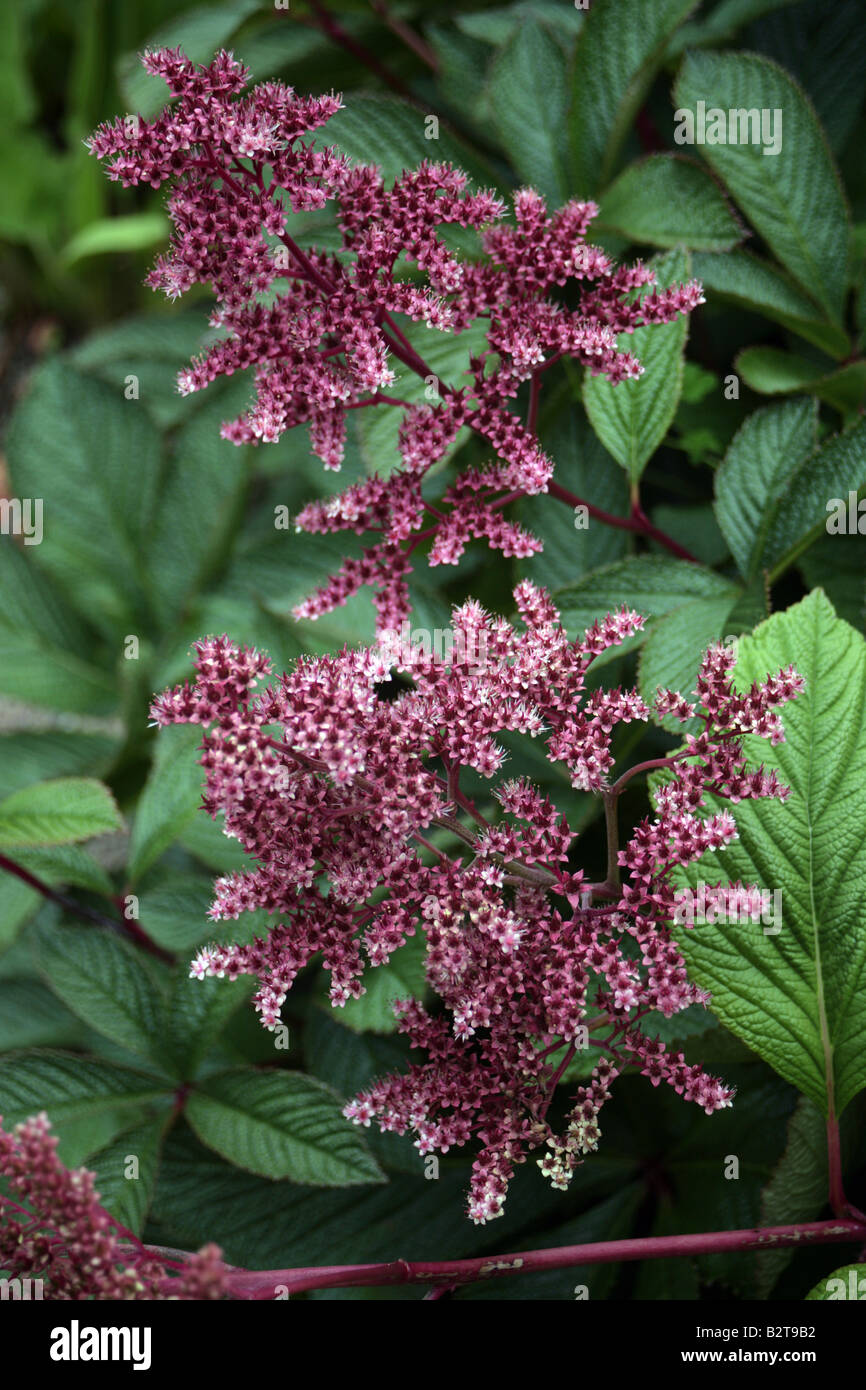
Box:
left=0, top=1112, right=226, bottom=1298
left=150, top=591, right=803, bottom=1223
left=89, top=48, right=704, bottom=634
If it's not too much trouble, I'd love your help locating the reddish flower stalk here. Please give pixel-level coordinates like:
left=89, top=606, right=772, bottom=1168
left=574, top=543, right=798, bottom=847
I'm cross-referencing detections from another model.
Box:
left=89, top=47, right=704, bottom=635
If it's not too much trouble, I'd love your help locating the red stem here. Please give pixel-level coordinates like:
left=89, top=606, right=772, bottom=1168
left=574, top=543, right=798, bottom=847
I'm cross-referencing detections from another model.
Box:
left=223, top=1218, right=866, bottom=1297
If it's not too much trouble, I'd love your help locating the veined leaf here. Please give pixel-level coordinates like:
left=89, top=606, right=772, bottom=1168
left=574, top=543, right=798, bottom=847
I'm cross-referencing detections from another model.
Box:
left=0, top=778, right=122, bottom=848
left=488, top=20, right=569, bottom=204
left=568, top=0, right=698, bottom=195
left=598, top=155, right=743, bottom=251
left=582, top=249, right=693, bottom=483
left=674, top=52, right=850, bottom=324
left=186, top=1068, right=385, bottom=1186
left=672, top=591, right=866, bottom=1118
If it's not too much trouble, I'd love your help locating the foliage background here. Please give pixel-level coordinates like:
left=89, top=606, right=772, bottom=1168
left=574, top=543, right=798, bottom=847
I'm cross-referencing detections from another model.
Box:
left=1, top=0, right=865, bottom=1300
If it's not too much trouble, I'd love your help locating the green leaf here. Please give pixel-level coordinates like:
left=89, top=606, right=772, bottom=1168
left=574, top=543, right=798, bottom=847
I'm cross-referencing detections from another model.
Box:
left=568, top=0, right=697, bottom=195
left=0, top=729, right=117, bottom=801
left=34, top=920, right=166, bottom=1063
left=691, top=251, right=849, bottom=358
left=185, top=1068, right=385, bottom=1186
left=0, top=1051, right=169, bottom=1126
left=555, top=555, right=740, bottom=668
left=116, top=0, right=264, bottom=119
left=487, top=21, right=569, bottom=204
left=0, top=978, right=87, bottom=1051
left=714, top=397, right=818, bottom=582
left=598, top=155, right=743, bottom=251
left=0, top=778, right=122, bottom=848
left=806, top=1264, right=866, bottom=1300
left=144, top=385, right=249, bottom=624
left=59, top=213, right=170, bottom=267
left=162, top=969, right=254, bottom=1078
left=800, top=535, right=866, bottom=632
left=518, top=409, right=629, bottom=591
left=638, top=593, right=743, bottom=721
left=756, top=1097, right=827, bottom=1297
left=583, top=249, right=692, bottom=483
left=11, top=844, right=115, bottom=897
left=735, top=348, right=866, bottom=417
left=322, top=933, right=427, bottom=1035
left=763, top=416, right=866, bottom=580
left=128, top=724, right=205, bottom=883
left=674, top=52, right=850, bottom=324
left=672, top=591, right=866, bottom=1118
left=85, top=1119, right=165, bottom=1236
left=325, top=95, right=500, bottom=193
left=6, top=360, right=161, bottom=633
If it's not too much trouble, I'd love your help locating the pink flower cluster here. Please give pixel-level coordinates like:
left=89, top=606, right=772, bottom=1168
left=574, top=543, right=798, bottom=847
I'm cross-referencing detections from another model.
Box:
left=90, top=48, right=704, bottom=634
left=150, top=591, right=803, bottom=1223
left=0, top=1112, right=226, bottom=1298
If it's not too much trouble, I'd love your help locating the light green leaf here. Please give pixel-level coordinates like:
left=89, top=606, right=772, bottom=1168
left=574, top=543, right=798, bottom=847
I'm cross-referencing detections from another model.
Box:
left=806, top=1265, right=866, bottom=1300
left=583, top=249, right=693, bottom=483
left=323, top=933, right=427, bottom=1035
left=674, top=52, right=850, bottom=324
left=128, top=724, right=205, bottom=883
left=598, top=155, right=743, bottom=251
left=185, top=1068, right=386, bottom=1186
left=59, top=213, right=170, bottom=267
left=568, top=0, right=697, bottom=195
left=487, top=21, right=569, bottom=204
left=34, top=920, right=166, bottom=1062
left=0, top=778, right=122, bottom=848
left=672, top=590, right=866, bottom=1118
left=714, top=397, right=818, bottom=582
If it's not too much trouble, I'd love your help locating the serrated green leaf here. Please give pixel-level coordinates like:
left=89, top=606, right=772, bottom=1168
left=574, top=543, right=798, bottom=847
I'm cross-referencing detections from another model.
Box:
left=672, top=591, right=866, bottom=1118
left=325, top=95, right=499, bottom=193
left=0, top=778, right=122, bottom=848
left=185, top=1067, right=385, bottom=1186
left=598, top=154, right=743, bottom=251
left=691, top=251, right=849, bottom=358
left=163, top=969, right=254, bottom=1078
left=487, top=21, right=569, bottom=203
left=0, top=1051, right=169, bottom=1125
left=736, top=349, right=866, bottom=417
left=85, top=1119, right=165, bottom=1236
left=639, top=592, right=742, bottom=723
left=128, top=724, right=205, bottom=883
left=714, top=397, right=818, bottom=582
left=34, top=920, right=166, bottom=1062
left=582, top=249, right=692, bottom=483
left=568, top=0, right=697, bottom=195
left=764, top=416, right=866, bottom=579
left=5, top=360, right=161, bottom=634
left=674, top=52, right=850, bottom=324
left=555, top=554, right=740, bottom=667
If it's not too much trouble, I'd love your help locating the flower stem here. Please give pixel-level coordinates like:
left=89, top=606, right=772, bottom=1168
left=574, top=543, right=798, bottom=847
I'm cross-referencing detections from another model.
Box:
left=222, top=1217, right=866, bottom=1298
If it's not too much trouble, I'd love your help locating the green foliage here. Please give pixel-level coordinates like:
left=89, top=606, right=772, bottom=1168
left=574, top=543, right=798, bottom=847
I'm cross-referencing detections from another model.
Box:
left=1, top=0, right=865, bottom=1302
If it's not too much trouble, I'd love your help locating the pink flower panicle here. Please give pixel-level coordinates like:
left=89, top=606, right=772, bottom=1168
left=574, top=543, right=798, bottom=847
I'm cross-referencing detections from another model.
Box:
left=90, top=48, right=704, bottom=634
left=150, top=601, right=803, bottom=1223
left=0, top=1112, right=226, bottom=1299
